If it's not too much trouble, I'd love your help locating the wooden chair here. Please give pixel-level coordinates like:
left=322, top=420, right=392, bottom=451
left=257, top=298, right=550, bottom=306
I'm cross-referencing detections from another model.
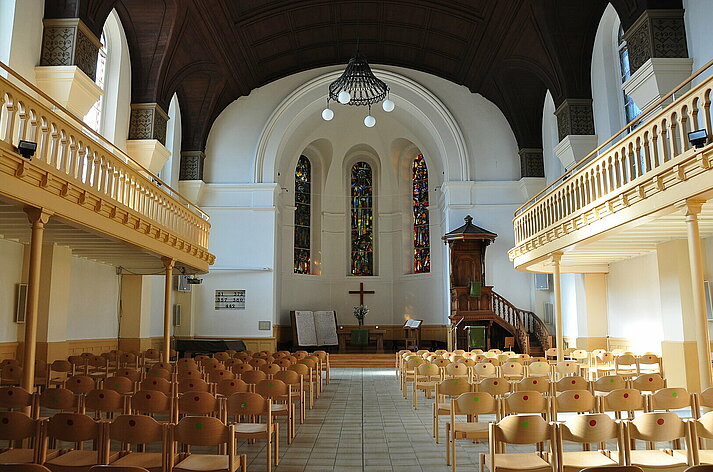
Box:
left=615, top=354, right=639, bottom=379
left=527, top=362, right=551, bottom=378
left=208, top=369, right=235, bottom=384
left=0, top=365, right=22, bottom=387
left=300, top=357, right=322, bottom=397
left=649, top=388, right=696, bottom=419
left=447, top=391, right=499, bottom=471
left=552, top=390, right=597, bottom=422
left=169, top=416, right=246, bottom=472
left=240, top=370, right=267, bottom=389
left=501, top=361, right=525, bottom=382
left=215, top=379, right=249, bottom=398
left=0, top=386, right=34, bottom=412
left=579, top=467, right=643, bottom=472
left=272, top=370, right=305, bottom=424
left=137, top=377, right=171, bottom=396
left=631, top=373, right=667, bottom=393
left=600, top=388, right=647, bottom=420
left=555, top=361, right=580, bottom=381
left=592, top=375, right=626, bottom=395
left=312, top=350, right=330, bottom=384
left=444, top=363, right=469, bottom=381
left=104, top=414, right=168, bottom=472
left=0, top=465, right=53, bottom=472
left=177, top=379, right=211, bottom=396
left=84, top=389, right=126, bottom=419
left=226, top=393, right=277, bottom=472
left=473, top=362, right=498, bottom=381
left=42, top=413, right=116, bottom=471
left=558, top=413, right=625, bottom=472
left=516, top=377, right=551, bottom=395
left=479, top=378, right=511, bottom=398
left=87, top=357, right=109, bottom=382
left=414, top=363, right=441, bottom=409
left=258, top=364, right=281, bottom=379
left=481, top=413, right=557, bottom=472
left=129, top=391, right=173, bottom=422
left=593, top=352, right=616, bottom=379
left=288, top=364, right=315, bottom=409
left=503, top=391, right=550, bottom=420
left=103, top=376, right=135, bottom=396
left=570, top=350, right=591, bottom=376
left=144, top=368, right=170, bottom=381
left=176, top=392, right=221, bottom=420
left=0, top=411, right=56, bottom=465
left=434, top=379, right=473, bottom=444
left=553, top=376, right=590, bottom=397
left=638, top=354, right=664, bottom=376
left=64, top=376, right=96, bottom=395
left=36, top=388, right=82, bottom=419
left=115, top=369, right=142, bottom=385
left=255, top=379, right=295, bottom=444
left=626, top=411, right=693, bottom=471
left=46, top=361, right=74, bottom=389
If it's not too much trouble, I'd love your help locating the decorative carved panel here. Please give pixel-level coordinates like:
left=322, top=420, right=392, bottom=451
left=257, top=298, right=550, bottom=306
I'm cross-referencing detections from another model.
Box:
left=180, top=151, right=206, bottom=181
left=519, top=148, right=545, bottom=178
left=40, top=18, right=100, bottom=81
left=555, top=99, right=595, bottom=142
left=128, top=103, right=169, bottom=144
left=624, top=9, right=688, bottom=75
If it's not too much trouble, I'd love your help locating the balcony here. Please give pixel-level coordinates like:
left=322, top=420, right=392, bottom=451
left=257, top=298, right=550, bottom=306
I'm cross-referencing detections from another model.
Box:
left=509, top=66, right=713, bottom=273
left=0, top=63, right=214, bottom=273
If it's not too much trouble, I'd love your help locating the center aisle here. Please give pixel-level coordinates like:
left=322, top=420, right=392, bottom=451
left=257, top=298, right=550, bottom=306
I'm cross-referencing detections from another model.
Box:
left=250, top=367, right=484, bottom=472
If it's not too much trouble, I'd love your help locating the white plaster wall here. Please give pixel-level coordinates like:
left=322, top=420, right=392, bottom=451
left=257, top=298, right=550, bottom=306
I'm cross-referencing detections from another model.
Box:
left=0, top=0, right=16, bottom=68
left=101, top=10, right=131, bottom=151
left=591, top=3, right=627, bottom=146
left=4, top=0, right=43, bottom=84
left=606, top=253, right=663, bottom=353
left=162, top=94, right=182, bottom=189
left=684, top=0, right=713, bottom=85
left=542, top=91, right=564, bottom=185
left=66, top=257, right=119, bottom=339
left=560, top=274, right=579, bottom=339
left=0, top=238, right=24, bottom=342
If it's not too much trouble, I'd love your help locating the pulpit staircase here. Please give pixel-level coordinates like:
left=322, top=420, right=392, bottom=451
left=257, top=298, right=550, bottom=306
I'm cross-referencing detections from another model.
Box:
left=491, top=291, right=551, bottom=356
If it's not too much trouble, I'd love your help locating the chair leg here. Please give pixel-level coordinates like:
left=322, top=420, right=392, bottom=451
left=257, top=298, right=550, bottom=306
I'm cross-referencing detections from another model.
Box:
left=266, top=432, right=272, bottom=472
left=274, top=423, right=280, bottom=466
left=452, top=432, right=458, bottom=472
left=446, top=422, right=451, bottom=465
left=240, top=453, right=247, bottom=472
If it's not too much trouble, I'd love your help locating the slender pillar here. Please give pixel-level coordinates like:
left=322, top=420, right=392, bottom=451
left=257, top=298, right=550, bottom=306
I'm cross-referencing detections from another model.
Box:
left=21, top=207, right=52, bottom=392
left=683, top=199, right=712, bottom=390
left=161, top=257, right=175, bottom=362
left=552, top=252, right=564, bottom=362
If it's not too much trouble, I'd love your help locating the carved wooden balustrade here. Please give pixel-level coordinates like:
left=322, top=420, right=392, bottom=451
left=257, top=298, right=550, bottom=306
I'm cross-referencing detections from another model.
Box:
left=0, top=62, right=214, bottom=270
left=491, top=290, right=551, bottom=355
left=509, top=62, right=713, bottom=267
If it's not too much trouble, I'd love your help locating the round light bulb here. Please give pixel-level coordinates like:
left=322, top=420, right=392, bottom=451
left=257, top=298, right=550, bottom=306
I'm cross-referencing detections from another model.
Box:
left=321, top=108, right=334, bottom=121
left=364, top=115, right=376, bottom=127
left=382, top=99, right=395, bottom=112
left=338, top=90, right=351, bottom=104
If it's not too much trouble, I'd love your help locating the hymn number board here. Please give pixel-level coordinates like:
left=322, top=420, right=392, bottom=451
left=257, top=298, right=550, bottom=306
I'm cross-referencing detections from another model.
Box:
left=215, top=290, right=245, bottom=310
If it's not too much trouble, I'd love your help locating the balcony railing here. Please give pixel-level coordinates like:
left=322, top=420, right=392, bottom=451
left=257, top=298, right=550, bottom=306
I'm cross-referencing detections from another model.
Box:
left=0, top=61, right=213, bottom=266
left=510, top=60, right=713, bottom=261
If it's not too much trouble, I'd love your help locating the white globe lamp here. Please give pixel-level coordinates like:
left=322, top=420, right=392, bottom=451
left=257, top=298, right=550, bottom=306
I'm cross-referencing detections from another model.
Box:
left=364, top=115, right=376, bottom=128
left=321, top=108, right=334, bottom=121
left=337, top=90, right=351, bottom=104
left=382, top=99, right=395, bottom=112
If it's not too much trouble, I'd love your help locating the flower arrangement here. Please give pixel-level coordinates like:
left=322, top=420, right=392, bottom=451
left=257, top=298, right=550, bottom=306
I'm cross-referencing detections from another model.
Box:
left=353, top=305, right=369, bottom=326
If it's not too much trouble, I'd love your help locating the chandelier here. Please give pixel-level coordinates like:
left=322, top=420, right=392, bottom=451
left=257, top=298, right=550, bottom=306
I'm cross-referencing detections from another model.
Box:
left=322, top=53, right=395, bottom=127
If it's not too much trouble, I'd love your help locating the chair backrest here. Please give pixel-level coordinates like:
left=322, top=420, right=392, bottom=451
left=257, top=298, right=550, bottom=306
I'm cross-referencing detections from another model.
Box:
left=479, top=377, right=510, bottom=396
left=178, top=378, right=210, bottom=394
left=259, top=364, right=282, bottom=376
left=47, top=413, right=100, bottom=442
left=692, top=411, right=713, bottom=440
left=209, top=369, right=236, bottom=383
left=474, top=362, right=497, bottom=377
left=172, top=416, right=233, bottom=447
left=601, top=388, right=646, bottom=413
left=139, top=377, right=171, bottom=394
left=216, top=378, right=249, bottom=396
left=570, top=349, right=589, bottom=361
left=432, top=358, right=450, bottom=368
left=555, top=375, right=589, bottom=392
left=232, top=364, right=254, bottom=375
left=419, top=363, right=441, bottom=378
left=145, top=368, right=170, bottom=380
left=504, top=391, right=548, bottom=415
left=555, top=390, right=596, bottom=414
left=226, top=392, right=269, bottom=417
left=248, top=358, right=267, bottom=368
left=453, top=391, right=498, bottom=416
left=527, top=362, right=550, bottom=376
left=255, top=379, right=289, bottom=399
left=214, top=352, right=230, bottom=362
left=492, top=413, right=553, bottom=445
left=1, top=365, right=22, bottom=381
left=699, top=387, right=713, bottom=410
left=65, top=375, right=96, bottom=394
left=437, top=378, right=472, bottom=397
left=273, top=370, right=301, bottom=386
left=501, top=363, right=524, bottom=376
left=631, top=373, right=666, bottom=392
left=0, top=465, right=52, bottom=472
left=275, top=358, right=292, bottom=369
left=144, top=348, right=160, bottom=360
left=178, top=391, right=220, bottom=415
left=241, top=370, right=267, bottom=384
left=638, top=354, right=662, bottom=372
left=592, top=375, right=626, bottom=393
left=0, top=410, right=37, bottom=440
left=104, top=376, right=135, bottom=394
left=555, top=361, right=578, bottom=376
left=130, top=390, right=171, bottom=415
left=650, top=387, right=691, bottom=411
left=85, top=389, right=124, bottom=414
left=109, top=414, right=163, bottom=445
left=616, top=353, right=637, bottom=369
left=516, top=377, right=550, bottom=394
left=288, top=364, right=309, bottom=377
left=559, top=413, right=620, bottom=445
left=628, top=411, right=687, bottom=443
left=116, top=369, right=141, bottom=383
left=177, top=369, right=203, bottom=380
left=39, top=387, right=79, bottom=411
left=0, top=386, right=33, bottom=409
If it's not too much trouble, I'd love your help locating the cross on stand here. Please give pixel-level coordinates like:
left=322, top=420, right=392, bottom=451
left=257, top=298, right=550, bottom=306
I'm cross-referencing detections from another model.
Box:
left=348, top=282, right=375, bottom=305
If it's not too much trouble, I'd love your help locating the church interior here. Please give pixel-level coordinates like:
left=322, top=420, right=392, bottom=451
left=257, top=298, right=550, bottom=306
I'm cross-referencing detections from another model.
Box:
left=2, top=0, right=713, bottom=471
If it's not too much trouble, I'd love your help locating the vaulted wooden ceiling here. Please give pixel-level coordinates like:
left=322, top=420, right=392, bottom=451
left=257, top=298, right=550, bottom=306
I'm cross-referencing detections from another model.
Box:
left=45, top=0, right=682, bottom=159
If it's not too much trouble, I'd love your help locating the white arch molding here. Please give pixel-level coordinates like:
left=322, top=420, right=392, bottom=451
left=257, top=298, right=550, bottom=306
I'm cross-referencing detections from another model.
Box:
left=254, top=68, right=469, bottom=183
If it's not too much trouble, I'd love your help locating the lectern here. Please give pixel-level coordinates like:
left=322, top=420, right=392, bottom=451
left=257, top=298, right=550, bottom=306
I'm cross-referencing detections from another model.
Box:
left=403, top=319, right=422, bottom=350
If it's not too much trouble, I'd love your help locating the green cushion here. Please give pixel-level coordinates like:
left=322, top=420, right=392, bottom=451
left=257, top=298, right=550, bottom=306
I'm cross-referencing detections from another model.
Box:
left=350, top=329, right=369, bottom=346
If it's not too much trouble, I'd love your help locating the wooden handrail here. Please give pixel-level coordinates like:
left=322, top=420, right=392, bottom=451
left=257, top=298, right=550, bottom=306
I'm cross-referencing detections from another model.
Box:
left=0, top=60, right=209, bottom=221
left=491, top=290, right=552, bottom=354
left=514, top=57, right=713, bottom=218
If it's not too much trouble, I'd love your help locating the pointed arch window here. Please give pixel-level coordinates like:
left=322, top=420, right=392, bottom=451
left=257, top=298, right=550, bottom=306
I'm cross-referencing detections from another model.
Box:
left=617, top=26, right=642, bottom=126
left=351, top=162, right=373, bottom=276
left=83, top=31, right=108, bottom=132
left=412, top=155, right=430, bottom=273
left=294, top=155, right=311, bottom=274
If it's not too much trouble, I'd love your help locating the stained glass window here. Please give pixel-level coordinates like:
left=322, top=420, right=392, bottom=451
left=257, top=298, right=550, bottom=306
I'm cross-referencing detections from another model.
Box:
left=84, top=31, right=107, bottom=132
left=351, top=162, right=373, bottom=276
left=294, top=155, right=311, bottom=274
left=412, top=155, right=430, bottom=273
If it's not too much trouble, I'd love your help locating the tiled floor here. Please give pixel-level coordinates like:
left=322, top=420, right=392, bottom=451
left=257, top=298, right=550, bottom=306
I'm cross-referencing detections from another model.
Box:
left=243, top=367, right=486, bottom=472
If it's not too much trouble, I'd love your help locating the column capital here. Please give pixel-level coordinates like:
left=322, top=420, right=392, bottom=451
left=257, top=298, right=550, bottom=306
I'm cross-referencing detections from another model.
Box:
left=40, top=18, right=101, bottom=81
left=179, top=151, right=206, bottom=181
left=23, top=207, right=53, bottom=227
left=554, top=99, right=595, bottom=142
left=128, top=103, right=169, bottom=145
left=161, top=257, right=176, bottom=270
left=623, top=9, right=688, bottom=76
left=550, top=251, right=563, bottom=264
left=518, top=148, right=544, bottom=178
left=675, top=198, right=706, bottom=217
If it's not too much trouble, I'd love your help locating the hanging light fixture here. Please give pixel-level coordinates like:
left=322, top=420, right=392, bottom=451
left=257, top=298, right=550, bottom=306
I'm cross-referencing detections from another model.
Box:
left=322, top=52, right=394, bottom=127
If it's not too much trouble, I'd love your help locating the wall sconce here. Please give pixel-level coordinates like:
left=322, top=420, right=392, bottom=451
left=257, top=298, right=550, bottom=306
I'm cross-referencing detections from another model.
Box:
left=17, top=140, right=37, bottom=159
left=688, top=129, right=708, bottom=149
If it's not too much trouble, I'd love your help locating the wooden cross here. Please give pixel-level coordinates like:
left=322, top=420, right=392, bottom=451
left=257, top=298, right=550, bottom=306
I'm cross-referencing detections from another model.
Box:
left=349, top=282, right=375, bottom=305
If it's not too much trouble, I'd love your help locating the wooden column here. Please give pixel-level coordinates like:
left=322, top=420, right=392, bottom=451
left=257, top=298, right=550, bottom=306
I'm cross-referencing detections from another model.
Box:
left=552, top=251, right=564, bottom=362
left=21, top=207, right=52, bottom=393
left=161, top=257, right=175, bottom=362
left=683, top=199, right=712, bottom=390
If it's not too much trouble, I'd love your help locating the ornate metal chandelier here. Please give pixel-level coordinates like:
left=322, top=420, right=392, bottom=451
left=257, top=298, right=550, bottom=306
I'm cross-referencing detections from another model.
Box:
left=322, top=53, right=395, bottom=127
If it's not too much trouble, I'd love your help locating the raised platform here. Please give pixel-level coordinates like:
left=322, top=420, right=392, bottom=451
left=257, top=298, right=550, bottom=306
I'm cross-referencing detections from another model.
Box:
left=329, top=354, right=395, bottom=368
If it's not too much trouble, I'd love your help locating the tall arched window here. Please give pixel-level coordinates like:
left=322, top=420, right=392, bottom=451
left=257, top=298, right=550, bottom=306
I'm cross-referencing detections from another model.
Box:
left=294, top=155, right=311, bottom=274
left=617, top=26, right=642, bottom=126
left=412, top=155, right=430, bottom=273
left=351, top=162, right=373, bottom=276
left=83, top=31, right=108, bottom=131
